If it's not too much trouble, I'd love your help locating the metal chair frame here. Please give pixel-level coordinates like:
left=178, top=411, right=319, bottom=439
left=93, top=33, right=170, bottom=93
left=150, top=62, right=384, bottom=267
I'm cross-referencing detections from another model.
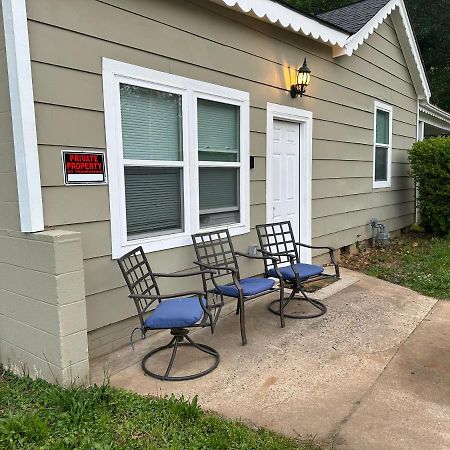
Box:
left=117, top=246, right=222, bottom=381
left=191, top=229, right=285, bottom=346
left=256, top=221, right=340, bottom=319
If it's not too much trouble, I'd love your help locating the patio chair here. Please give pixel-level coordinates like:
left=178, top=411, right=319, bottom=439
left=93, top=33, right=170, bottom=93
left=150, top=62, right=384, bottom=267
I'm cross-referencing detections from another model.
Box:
left=191, top=229, right=285, bottom=346
left=256, top=221, right=340, bottom=319
left=117, top=246, right=222, bottom=381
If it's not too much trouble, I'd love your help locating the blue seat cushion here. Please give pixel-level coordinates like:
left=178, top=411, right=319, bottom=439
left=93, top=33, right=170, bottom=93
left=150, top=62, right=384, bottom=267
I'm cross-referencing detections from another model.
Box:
left=144, top=297, right=205, bottom=329
left=267, top=263, right=324, bottom=281
left=214, top=277, right=275, bottom=298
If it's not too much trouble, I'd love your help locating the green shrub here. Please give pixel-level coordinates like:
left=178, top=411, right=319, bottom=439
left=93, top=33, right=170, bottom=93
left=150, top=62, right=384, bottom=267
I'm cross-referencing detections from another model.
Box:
left=408, top=136, right=450, bottom=236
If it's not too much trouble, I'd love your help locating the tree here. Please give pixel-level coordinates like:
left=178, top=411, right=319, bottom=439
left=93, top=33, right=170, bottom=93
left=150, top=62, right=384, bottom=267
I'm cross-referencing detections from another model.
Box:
left=406, top=0, right=449, bottom=112
left=283, top=0, right=450, bottom=111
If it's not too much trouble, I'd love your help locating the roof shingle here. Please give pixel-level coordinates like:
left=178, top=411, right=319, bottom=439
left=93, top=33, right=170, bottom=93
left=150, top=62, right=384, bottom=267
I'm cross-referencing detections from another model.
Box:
left=316, top=0, right=392, bottom=34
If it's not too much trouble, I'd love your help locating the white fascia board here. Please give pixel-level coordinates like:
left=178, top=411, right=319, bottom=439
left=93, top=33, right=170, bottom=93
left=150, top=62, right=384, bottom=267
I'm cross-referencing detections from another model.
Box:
left=335, top=0, right=430, bottom=101
left=390, top=0, right=430, bottom=100
left=2, top=0, right=44, bottom=232
left=208, top=0, right=349, bottom=47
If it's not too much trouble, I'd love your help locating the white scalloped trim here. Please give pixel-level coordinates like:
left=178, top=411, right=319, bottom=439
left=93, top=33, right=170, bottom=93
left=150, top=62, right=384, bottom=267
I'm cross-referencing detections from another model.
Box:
left=209, top=0, right=431, bottom=101
left=209, top=0, right=349, bottom=47
left=337, top=0, right=429, bottom=99
left=419, top=102, right=450, bottom=132
left=420, top=103, right=450, bottom=123
left=343, top=0, right=399, bottom=56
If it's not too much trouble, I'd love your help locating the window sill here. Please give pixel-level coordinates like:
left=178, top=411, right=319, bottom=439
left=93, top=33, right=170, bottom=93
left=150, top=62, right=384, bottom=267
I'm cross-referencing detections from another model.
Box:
left=373, top=180, right=391, bottom=189
left=112, top=222, right=250, bottom=259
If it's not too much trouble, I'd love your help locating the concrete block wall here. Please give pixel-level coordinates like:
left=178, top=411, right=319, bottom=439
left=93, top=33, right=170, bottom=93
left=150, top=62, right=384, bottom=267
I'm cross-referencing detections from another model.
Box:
left=0, top=229, right=89, bottom=385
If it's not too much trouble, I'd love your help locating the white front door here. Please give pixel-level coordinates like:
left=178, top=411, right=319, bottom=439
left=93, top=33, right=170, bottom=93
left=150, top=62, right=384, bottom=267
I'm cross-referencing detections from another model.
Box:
left=269, top=119, right=300, bottom=241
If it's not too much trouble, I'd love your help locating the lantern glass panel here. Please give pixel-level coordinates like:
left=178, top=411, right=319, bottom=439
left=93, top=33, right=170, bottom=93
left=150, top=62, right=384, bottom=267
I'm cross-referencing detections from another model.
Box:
left=304, top=72, right=311, bottom=86
left=297, top=71, right=310, bottom=87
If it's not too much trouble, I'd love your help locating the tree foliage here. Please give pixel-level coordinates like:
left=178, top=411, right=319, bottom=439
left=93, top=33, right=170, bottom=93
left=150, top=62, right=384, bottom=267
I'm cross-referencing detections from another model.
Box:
left=283, top=0, right=450, bottom=111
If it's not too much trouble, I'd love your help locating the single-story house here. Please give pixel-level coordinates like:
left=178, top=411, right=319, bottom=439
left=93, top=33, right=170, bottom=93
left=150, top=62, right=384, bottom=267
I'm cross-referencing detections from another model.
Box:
left=1, top=0, right=449, bottom=384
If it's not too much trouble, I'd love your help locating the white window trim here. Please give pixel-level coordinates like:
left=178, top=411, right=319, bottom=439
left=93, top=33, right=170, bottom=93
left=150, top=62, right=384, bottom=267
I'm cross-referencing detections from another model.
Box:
left=103, top=58, right=250, bottom=258
left=373, top=101, right=393, bottom=189
left=266, top=103, right=313, bottom=264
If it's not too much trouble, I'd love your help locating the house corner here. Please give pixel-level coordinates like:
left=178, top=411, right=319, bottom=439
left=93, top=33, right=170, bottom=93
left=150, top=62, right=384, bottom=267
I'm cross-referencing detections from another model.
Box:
left=0, top=229, right=89, bottom=386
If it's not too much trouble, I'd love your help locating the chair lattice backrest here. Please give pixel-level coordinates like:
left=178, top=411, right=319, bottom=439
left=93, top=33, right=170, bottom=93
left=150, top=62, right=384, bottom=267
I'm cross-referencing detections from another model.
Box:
left=192, top=229, right=240, bottom=282
left=256, top=221, right=300, bottom=273
left=117, top=246, right=160, bottom=324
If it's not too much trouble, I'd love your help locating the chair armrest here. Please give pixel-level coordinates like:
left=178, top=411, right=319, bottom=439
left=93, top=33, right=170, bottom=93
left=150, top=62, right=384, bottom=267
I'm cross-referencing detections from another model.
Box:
left=235, top=251, right=280, bottom=262
left=257, top=248, right=296, bottom=260
left=193, top=261, right=244, bottom=297
left=152, top=269, right=216, bottom=278
left=193, top=261, right=237, bottom=274
left=129, top=291, right=206, bottom=301
left=296, top=242, right=336, bottom=252
left=296, top=243, right=340, bottom=277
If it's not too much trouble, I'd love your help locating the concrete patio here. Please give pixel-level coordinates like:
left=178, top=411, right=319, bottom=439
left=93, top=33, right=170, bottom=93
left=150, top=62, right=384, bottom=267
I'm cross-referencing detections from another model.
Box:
left=92, top=269, right=450, bottom=450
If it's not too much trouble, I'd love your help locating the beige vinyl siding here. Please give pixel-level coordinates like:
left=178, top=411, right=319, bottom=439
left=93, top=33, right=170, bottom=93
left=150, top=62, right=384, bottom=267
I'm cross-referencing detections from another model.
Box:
left=0, top=4, right=20, bottom=231
left=25, top=0, right=418, bottom=357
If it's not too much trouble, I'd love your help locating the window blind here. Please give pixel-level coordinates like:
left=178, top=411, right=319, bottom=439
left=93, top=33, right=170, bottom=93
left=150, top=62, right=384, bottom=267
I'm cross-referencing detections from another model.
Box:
left=197, top=99, right=239, bottom=162
left=199, top=167, right=238, bottom=211
left=124, top=167, right=183, bottom=238
left=120, top=84, right=182, bottom=161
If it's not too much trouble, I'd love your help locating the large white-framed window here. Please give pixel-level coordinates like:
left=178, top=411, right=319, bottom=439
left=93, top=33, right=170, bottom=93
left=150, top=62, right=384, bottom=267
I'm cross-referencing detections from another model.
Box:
left=373, top=101, right=393, bottom=189
left=103, top=59, right=250, bottom=258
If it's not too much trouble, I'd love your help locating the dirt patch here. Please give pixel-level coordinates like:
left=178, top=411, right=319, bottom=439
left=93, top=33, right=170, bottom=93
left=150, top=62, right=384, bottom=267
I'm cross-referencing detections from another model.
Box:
left=303, top=278, right=336, bottom=293
left=339, top=232, right=450, bottom=299
left=340, top=232, right=430, bottom=276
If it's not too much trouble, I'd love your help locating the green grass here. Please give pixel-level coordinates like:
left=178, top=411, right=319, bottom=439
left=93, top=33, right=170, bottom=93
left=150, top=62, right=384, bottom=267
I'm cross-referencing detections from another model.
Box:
left=343, top=234, right=450, bottom=299
left=0, top=368, right=318, bottom=450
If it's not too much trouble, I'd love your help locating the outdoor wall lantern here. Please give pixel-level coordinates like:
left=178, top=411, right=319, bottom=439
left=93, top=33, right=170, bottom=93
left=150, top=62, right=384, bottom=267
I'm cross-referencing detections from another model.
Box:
left=290, top=58, right=311, bottom=98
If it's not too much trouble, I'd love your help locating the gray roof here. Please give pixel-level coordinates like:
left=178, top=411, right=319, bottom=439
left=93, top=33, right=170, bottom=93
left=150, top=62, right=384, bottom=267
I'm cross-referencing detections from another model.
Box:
left=316, top=0, right=391, bottom=34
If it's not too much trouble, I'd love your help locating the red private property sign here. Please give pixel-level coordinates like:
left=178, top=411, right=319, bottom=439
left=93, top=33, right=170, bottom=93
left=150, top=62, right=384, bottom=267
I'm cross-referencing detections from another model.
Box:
left=62, top=150, right=107, bottom=185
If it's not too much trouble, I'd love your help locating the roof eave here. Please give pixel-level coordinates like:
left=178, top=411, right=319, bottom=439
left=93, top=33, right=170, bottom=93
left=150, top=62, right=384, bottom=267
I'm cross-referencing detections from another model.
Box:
left=334, top=0, right=430, bottom=100
left=332, top=0, right=399, bottom=57
left=208, top=0, right=431, bottom=101
left=420, top=101, right=450, bottom=128
left=207, top=0, right=349, bottom=48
